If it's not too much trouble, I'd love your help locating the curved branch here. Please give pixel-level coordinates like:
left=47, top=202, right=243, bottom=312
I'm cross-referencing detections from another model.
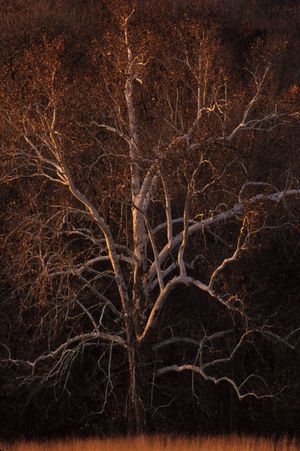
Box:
left=147, top=189, right=300, bottom=284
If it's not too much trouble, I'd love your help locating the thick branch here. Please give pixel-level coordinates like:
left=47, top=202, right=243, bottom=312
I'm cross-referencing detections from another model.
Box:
left=147, top=189, right=300, bottom=285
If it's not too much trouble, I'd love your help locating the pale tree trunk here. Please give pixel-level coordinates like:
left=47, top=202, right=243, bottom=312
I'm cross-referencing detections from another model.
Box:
left=124, top=14, right=146, bottom=332
left=124, top=12, right=146, bottom=432
left=127, top=339, right=144, bottom=434
left=64, top=162, right=145, bottom=432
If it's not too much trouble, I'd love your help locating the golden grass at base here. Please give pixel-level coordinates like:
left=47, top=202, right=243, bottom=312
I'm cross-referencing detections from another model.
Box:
left=1, top=434, right=299, bottom=451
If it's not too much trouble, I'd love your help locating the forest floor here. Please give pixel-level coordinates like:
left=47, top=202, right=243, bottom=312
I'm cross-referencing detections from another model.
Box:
left=1, top=435, right=299, bottom=451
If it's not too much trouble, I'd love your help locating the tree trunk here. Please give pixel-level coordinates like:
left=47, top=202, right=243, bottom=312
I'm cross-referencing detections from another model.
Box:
left=127, top=342, right=144, bottom=434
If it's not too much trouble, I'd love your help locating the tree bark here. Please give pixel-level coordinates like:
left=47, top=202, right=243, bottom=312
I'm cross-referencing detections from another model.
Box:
left=127, top=339, right=144, bottom=434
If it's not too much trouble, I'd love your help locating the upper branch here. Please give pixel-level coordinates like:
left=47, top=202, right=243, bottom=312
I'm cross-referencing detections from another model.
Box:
left=147, top=189, right=300, bottom=285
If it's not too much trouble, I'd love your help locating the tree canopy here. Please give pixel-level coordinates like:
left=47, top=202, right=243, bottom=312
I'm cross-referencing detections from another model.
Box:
left=0, top=0, right=300, bottom=440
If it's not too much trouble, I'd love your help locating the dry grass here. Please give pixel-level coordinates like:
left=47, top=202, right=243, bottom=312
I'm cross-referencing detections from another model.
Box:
left=1, top=435, right=299, bottom=451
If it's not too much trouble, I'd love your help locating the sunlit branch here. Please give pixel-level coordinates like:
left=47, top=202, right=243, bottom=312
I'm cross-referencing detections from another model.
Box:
left=208, top=217, right=248, bottom=292
left=2, top=331, right=126, bottom=371
left=147, top=189, right=300, bottom=285
left=138, top=274, right=239, bottom=343
left=49, top=253, right=134, bottom=278
left=88, top=121, right=131, bottom=144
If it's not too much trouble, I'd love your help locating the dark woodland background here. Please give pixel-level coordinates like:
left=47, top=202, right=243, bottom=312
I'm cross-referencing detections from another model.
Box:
left=0, top=0, right=300, bottom=441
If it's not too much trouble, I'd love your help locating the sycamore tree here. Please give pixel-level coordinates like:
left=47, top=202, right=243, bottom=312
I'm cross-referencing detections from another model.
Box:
left=1, top=4, right=299, bottom=433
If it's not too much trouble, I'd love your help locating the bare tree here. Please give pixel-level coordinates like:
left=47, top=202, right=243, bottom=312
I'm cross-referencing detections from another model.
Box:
left=1, top=7, right=299, bottom=433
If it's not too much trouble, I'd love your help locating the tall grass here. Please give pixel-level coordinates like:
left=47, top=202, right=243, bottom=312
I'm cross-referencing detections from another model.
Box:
left=1, top=435, right=299, bottom=451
